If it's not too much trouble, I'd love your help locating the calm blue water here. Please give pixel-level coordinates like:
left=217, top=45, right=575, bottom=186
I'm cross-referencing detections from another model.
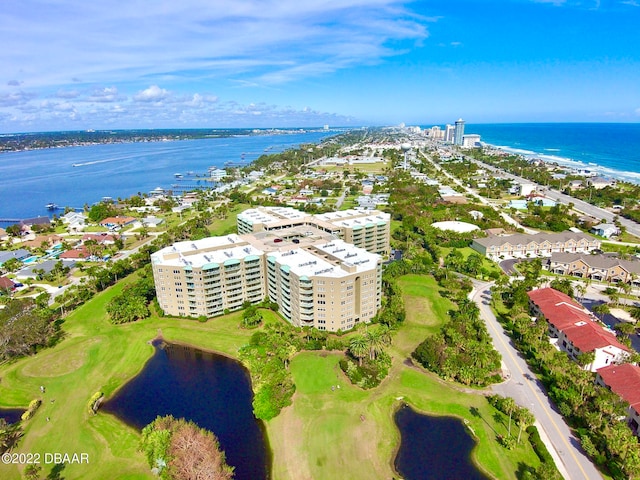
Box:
left=102, top=342, right=269, bottom=480
left=0, top=131, right=333, bottom=225
left=394, top=404, right=488, bottom=480
left=465, top=123, right=640, bottom=184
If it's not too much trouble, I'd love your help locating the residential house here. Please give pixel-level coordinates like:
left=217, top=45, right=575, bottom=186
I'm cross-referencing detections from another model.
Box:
left=546, top=252, right=640, bottom=285
left=471, top=231, right=600, bottom=261
left=587, top=177, right=617, bottom=190
left=596, top=363, right=640, bottom=437
left=20, top=217, right=51, bottom=229
left=99, top=216, right=136, bottom=229
left=59, top=246, right=90, bottom=260
left=16, top=259, right=77, bottom=280
left=141, top=216, right=165, bottom=228
left=21, top=234, right=63, bottom=250
left=0, top=228, right=8, bottom=242
left=0, top=276, right=16, bottom=293
left=61, top=211, right=87, bottom=231
left=591, top=223, right=618, bottom=239
left=527, top=288, right=629, bottom=372
left=0, top=249, right=31, bottom=267
left=82, top=233, right=119, bottom=245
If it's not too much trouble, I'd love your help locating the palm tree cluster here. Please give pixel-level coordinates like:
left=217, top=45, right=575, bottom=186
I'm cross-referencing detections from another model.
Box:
left=348, top=325, right=392, bottom=367
left=341, top=325, right=394, bottom=389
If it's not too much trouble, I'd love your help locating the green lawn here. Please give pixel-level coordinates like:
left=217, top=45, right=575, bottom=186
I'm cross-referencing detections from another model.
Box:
left=0, top=272, right=540, bottom=479
left=0, top=276, right=255, bottom=480
left=266, top=274, right=541, bottom=480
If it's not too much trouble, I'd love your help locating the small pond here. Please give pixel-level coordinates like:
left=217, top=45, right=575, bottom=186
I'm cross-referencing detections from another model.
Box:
left=394, top=404, right=489, bottom=480
left=0, top=408, right=25, bottom=425
left=102, top=341, right=269, bottom=480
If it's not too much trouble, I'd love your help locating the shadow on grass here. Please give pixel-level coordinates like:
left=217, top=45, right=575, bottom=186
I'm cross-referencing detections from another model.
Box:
left=46, top=462, right=65, bottom=480
left=469, top=405, right=500, bottom=436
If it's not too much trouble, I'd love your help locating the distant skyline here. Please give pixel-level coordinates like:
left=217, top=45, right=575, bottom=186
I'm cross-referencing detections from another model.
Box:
left=1, top=0, right=639, bottom=133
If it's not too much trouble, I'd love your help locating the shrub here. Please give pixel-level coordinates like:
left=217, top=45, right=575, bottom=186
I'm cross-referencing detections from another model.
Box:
left=21, top=399, right=42, bottom=421
left=88, top=392, right=104, bottom=415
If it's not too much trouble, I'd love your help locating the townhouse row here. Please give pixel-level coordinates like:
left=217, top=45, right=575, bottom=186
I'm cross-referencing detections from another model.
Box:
left=471, top=231, right=601, bottom=261
left=528, top=288, right=639, bottom=437
left=545, top=252, right=640, bottom=285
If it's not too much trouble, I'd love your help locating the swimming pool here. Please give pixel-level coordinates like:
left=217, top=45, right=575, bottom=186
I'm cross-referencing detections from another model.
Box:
left=22, top=255, right=40, bottom=264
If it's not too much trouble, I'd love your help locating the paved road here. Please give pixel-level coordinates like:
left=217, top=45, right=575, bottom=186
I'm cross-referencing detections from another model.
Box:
left=471, top=280, right=603, bottom=480
left=465, top=156, right=640, bottom=238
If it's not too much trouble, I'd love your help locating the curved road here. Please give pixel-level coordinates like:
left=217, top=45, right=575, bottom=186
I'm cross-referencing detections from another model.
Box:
left=471, top=280, right=603, bottom=480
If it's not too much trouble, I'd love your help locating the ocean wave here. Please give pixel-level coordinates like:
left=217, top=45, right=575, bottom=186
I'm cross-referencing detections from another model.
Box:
left=493, top=145, right=538, bottom=156
left=487, top=143, right=640, bottom=185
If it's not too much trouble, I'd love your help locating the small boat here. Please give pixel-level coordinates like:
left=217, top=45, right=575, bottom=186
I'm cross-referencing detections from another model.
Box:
left=45, top=202, right=58, bottom=210
left=174, top=173, right=183, bottom=178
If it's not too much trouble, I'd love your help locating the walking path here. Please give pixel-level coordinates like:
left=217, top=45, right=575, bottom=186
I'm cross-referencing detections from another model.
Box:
left=470, top=280, right=603, bottom=480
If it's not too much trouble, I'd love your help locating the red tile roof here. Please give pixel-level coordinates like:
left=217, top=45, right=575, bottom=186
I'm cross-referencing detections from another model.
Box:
left=59, top=246, right=89, bottom=259
left=0, top=276, right=16, bottom=289
left=528, top=287, right=629, bottom=353
left=597, top=363, right=640, bottom=412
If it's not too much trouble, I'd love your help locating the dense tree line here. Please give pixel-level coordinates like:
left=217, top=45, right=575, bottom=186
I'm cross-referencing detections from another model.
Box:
left=412, top=296, right=502, bottom=387
left=106, top=264, right=156, bottom=324
left=495, top=270, right=640, bottom=479
left=139, top=415, right=234, bottom=480
left=239, top=323, right=298, bottom=420
left=0, top=298, right=60, bottom=361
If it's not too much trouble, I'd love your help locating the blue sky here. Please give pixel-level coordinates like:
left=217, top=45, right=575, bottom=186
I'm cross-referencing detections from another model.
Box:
left=1, top=0, right=638, bottom=132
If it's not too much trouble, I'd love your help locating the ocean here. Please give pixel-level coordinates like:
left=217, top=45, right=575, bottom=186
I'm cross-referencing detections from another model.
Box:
left=0, top=130, right=333, bottom=226
left=464, top=123, right=640, bottom=184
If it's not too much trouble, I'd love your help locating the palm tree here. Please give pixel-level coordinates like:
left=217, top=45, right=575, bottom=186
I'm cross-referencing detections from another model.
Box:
left=592, top=302, right=611, bottom=322
left=502, top=397, right=517, bottom=437
left=365, top=328, right=385, bottom=361
left=515, top=407, right=535, bottom=444
left=349, top=335, right=368, bottom=367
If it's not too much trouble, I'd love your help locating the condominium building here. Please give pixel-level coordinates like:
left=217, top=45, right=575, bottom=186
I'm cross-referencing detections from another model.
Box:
left=152, top=235, right=266, bottom=318
left=237, top=206, right=391, bottom=256
left=152, top=215, right=385, bottom=331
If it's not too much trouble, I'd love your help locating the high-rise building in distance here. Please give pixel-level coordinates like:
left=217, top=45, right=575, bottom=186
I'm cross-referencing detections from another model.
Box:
left=444, top=124, right=455, bottom=143
left=454, top=118, right=465, bottom=145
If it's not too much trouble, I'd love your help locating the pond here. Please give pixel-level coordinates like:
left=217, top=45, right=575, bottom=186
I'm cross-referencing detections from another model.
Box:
left=102, top=341, right=269, bottom=480
left=394, top=404, right=489, bottom=480
left=0, top=408, right=25, bottom=425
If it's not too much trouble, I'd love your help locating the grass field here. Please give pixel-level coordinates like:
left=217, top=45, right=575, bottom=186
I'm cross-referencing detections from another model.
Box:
left=267, top=274, right=541, bottom=479
left=0, top=273, right=539, bottom=479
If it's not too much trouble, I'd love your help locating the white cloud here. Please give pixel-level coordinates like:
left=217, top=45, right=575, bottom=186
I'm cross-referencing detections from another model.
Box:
left=0, top=91, right=37, bottom=107
left=88, top=86, right=122, bottom=103
left=133, top=85, right=170, bottom=103
left=0, top=1, right=431, bottom=89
